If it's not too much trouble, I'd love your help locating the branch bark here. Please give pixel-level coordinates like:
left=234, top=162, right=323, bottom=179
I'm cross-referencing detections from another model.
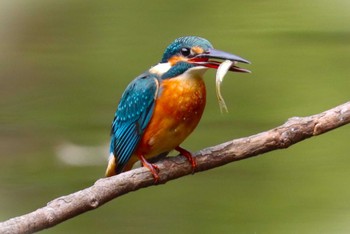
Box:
left=1, top=101, right=350, bottom=234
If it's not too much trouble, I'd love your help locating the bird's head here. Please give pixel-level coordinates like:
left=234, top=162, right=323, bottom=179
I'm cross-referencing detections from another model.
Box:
left=150, top=36, right=250, bottom=77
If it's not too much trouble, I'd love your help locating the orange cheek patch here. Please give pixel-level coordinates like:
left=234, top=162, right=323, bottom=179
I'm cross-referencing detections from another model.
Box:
left=191, top=46, right=204, bottom=54
left=169, top=55, right=188, bottom=66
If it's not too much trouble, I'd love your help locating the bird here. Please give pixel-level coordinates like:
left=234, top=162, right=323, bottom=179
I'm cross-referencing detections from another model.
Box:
left=105, top=36, right=250, bottom=182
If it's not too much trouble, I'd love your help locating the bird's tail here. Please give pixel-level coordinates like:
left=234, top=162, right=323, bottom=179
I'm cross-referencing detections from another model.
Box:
left=105, top=153, right=137, bottom=177
left=105, top=153, right=117, bottom=177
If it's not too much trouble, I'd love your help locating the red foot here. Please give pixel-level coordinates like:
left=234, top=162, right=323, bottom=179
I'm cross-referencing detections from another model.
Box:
left=175, top=146, right=197, bottom=173
left=138, top=154, right=160, bottom=183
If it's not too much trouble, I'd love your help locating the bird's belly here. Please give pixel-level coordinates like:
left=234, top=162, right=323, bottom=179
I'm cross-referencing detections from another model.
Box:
left=136, top=77, right=206, bottom=158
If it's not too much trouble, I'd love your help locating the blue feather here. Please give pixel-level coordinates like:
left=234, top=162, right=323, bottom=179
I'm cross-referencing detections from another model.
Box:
left=161, top=36, right=213, bottom=63
left=162, top=62, right=194, bottom=79
left=110, top=72, right=159, bottom=173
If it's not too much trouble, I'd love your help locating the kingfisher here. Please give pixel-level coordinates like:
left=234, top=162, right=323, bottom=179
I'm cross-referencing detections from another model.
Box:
left=105, top=36, right=250, bottom=182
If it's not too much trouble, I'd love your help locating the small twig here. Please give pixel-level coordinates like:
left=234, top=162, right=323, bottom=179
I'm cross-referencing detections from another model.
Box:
left=1, top=101, right=349, bottom=234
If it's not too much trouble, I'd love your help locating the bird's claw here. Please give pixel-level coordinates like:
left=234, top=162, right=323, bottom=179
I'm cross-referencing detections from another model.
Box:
left=175, top=146, right=197, bottom=174
left=138, top=154, right=160, bottom=183
left=149, top=163, right=160, bottom=183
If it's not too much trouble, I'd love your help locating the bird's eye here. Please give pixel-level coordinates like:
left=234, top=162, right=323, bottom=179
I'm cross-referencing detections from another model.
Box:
left=180, top=47, right=191, bottom=57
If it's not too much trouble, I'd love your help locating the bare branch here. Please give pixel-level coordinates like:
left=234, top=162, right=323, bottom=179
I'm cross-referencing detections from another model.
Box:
left=1, top=101, right=350, bottom=234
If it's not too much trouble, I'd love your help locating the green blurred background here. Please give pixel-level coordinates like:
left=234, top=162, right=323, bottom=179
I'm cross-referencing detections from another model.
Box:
left=1, top=0, right=350, bottom=233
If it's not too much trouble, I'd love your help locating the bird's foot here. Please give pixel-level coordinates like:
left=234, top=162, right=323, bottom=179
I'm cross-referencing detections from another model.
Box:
left=175, top=146, right=197, bottom=174
left=138, top=154, right=160, bottom=183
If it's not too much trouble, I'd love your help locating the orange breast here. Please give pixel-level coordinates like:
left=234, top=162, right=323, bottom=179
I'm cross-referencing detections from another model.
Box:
left=136, top=75, right=206, bottom=158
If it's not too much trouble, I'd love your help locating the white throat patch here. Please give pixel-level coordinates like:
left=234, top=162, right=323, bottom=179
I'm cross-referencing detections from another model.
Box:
left=149, top=62, right=172, bottom=76
left=149, top=62, right=209, bottom=78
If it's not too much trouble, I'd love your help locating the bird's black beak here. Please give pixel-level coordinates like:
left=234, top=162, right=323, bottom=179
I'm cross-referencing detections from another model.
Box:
left=190, top=48, right=251, bottom=73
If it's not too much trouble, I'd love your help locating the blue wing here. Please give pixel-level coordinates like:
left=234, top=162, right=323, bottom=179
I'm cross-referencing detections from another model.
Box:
left=110, top=72, right=159, bottom=173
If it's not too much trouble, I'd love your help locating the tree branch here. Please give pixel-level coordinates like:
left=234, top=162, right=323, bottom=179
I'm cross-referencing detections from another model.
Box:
left=1, top=101, right=350, bottom=234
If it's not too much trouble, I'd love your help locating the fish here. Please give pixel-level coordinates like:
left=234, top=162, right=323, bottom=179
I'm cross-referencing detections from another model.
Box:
left=215, top=60, right=233, bottom=113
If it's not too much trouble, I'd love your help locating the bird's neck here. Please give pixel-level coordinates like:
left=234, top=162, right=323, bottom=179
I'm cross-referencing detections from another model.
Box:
left=149, top=62, right=209, bottom=82
left=149, top=62, right=172, bottom=76
left=169, top=66, right=207, bottom=83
